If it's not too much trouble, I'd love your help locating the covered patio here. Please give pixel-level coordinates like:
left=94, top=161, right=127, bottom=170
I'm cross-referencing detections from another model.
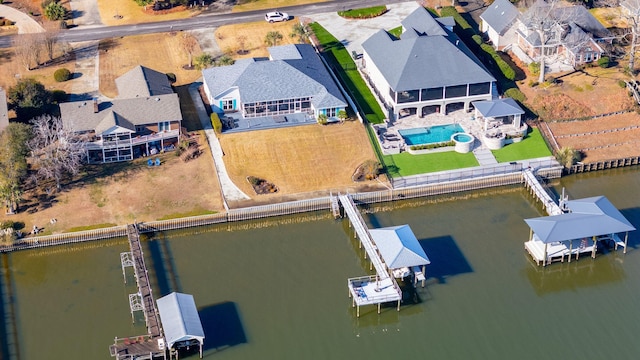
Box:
left=157, top=292, right=205, bottom=359
left=524, top=196, right=635, bottom=266
left=370, top=224, right=431, bottom=287
left=472, top=98, right=528, bottom=150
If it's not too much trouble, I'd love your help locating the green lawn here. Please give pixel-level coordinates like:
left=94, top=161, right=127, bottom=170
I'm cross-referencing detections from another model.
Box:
left=383, top=151, right=479, bottom=177
left=309, top=22, right=386, bottom=124
left=491, top=128, right=553, bottom=162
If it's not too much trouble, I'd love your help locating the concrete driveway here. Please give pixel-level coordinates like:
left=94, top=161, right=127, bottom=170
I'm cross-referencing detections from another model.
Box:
left=308, top=2, right=420, bottom=57
left=70, top=0, right=104, bottom=27
left=0, top=4, right=44, bottom=34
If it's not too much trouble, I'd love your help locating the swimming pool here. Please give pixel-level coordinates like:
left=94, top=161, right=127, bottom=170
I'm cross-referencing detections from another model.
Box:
left=399, top=124, right=465, bottom=146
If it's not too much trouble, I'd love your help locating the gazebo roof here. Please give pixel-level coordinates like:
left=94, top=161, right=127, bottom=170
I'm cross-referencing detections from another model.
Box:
left=472, top=98, right=524, bottom=118
left=524, top=196, right=635, bottom=243
left=369, top=225, right=430, bottom=269
left=157, top=292, right=205, bottom=350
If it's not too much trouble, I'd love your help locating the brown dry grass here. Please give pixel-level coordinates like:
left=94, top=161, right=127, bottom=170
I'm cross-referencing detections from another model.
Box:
left=219, top=121, right=387, bottom=203
left=0, top=46, right=77, bottom=95
left=232, top=0, right=328, bottom=13
left=590, top=7, right=628, bottom=29
left=214, top=20, right=300, bottom=58
left=0, top=136, right=224, bottom=235
left=99, top=34, right=202, bottom=98
left=96, top=0, right=198, bottom=26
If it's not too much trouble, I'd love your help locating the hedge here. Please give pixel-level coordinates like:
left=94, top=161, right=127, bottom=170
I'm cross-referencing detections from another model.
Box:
left=210, top=113, right=222, bottom=133
left=480, top=43, right=516, bottom=81
left=338, top=6, right=387, bottom=19
left=504, top=88, right=526, bottom=103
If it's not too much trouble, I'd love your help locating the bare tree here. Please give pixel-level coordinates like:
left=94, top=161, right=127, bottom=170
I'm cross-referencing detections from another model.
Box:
left=621, top=0, right=640, bottom=73
left=520, top=0, right=580, bottom=83
left=13, top=33, right=42, bottom=71
left=179, top=32, right=198, bottom=68
left=28, top=115, right=85, bottom=190
left=237, top=35, right=248, bottom=54
left=41, top=23, right=60, bottom=64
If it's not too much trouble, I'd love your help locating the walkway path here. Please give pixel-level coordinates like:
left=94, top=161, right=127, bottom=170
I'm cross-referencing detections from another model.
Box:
left=189, top=81, right=250, bottom=204
left=0, top=4, right=44, bottom=34
left=69, top=40, right=103, bottom=101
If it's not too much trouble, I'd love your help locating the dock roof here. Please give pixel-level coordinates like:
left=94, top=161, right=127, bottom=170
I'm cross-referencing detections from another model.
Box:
left=524, top=196, right=635, bottom=243
left=369, top=225, right=430, bottom=269
left=157, top=292, right=205, bottom=350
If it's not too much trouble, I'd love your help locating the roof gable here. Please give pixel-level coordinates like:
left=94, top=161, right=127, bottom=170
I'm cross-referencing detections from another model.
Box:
left=370, top=225, right=430, bottom=269
left=157, top=292, right=205, bottom=350
left=524, top=196, right=636, bottom=243
left=480, top=0, right=520, bottom=35
left=115, top=65, right=174, bottom=99
left=401, top=7, right=447, bottom=37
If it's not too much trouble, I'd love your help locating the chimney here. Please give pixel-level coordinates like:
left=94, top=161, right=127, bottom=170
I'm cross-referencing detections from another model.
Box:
left=93, top=98, right=99, bottom=113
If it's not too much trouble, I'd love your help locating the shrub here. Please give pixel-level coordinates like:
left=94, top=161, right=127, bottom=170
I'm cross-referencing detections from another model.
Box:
left=3, top=19, right=13, bottom=26
left=44, top=1, right=67, bottom=21
left=528, top=62, right=540, bottom=75
left=210, top=113, right=222, bottom=133
left=480, top=43, right=516, bottom=81
left=504, top=88, right=526, bottom=102
left=317, top=113, right=328, bottom=124
left=472, top=34, right=482, bottom=46
left=0, top=221, right=15, bottom=230
left=528, top=80, right=538, bottom=87
left=618, top=80, right=627, bottom=88
left=597, top=56, right=610, bottom=68
left=53, top=68, right=71, bottom=82
left=166, top=72, right=176, bottom=84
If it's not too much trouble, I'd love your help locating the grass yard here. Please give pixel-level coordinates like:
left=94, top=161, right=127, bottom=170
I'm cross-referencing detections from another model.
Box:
left=0, top=46, right=77, bottom=95
left=383, top=151, right=479, bottom=177
left=491, top=128, right=552, bottom=163
left=99, top=34, right=202, bottom=98
left=0, top=138, right=224, bottom=235
left=219, top=121, right=386, bottom=204
left=309, top=22, right=386, bottom=124
left=96, top=0, right=197, bottom=26
left=232, top=0, right=328, bottom=12
left=214, top=20, right=300, bottom=58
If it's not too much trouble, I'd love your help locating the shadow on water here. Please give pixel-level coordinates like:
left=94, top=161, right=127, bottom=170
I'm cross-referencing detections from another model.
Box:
left=523, top=253, right=626, bottom=296
left=199, top=302, right=247, bottom=353
left=145, top=232, right=182, bottom=296
left=419, top=236, right=473, bottom=284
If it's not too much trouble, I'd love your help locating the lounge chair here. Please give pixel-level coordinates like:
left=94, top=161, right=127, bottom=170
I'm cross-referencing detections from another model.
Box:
left=155, top=158, right=161, bottom=166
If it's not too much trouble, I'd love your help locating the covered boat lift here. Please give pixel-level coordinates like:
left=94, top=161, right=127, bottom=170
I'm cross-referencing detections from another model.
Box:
left=370, top=225, right=431, bottom=287
left=157, top=292, right=205, bottom=359
left=524, top=196, right=635, bottom=266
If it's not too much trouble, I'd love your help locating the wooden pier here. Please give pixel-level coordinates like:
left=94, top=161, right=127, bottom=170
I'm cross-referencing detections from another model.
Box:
left=522, top=169, right=563, bottom=216
left=339, top=194, right=402, bottom=317
left=110, top=224, right=165, bottom=360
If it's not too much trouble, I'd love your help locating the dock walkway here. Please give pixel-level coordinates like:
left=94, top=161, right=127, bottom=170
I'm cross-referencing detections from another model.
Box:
left=522, top=169, right=563, bottom=216
left=110, top=224, right=165, bottom=359
left=339, top=194, right=402, bottom=317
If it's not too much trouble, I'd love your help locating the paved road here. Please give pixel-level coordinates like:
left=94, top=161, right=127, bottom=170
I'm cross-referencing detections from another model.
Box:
left=0, top=4, right=44, bottom=34
left=0, top=0, right=415, bottom=48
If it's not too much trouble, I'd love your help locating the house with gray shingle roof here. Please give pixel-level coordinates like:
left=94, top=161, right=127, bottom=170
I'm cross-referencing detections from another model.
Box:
left=201, top=44, right=347, bottom=127
left=0, top=87, right=8, bottom=134
left=480, top=0, right=520, bottom=50
left=515, top=0, right=613, bottom=67
left=60, top=67, right=181, bottom=164
left=361, top=7, right=496, bottom=119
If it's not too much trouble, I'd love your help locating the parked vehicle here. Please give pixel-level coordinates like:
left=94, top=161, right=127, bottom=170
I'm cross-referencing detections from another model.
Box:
left=265, top=11, right=289, bottom=23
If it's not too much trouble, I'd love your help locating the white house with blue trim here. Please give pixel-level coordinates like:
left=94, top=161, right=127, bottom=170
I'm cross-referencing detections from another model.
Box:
left=202, top=44, right=347, bottom=122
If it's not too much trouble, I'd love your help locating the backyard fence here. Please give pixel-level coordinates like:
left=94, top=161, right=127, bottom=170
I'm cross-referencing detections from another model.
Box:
left=3, top=163, right=566, bottom=253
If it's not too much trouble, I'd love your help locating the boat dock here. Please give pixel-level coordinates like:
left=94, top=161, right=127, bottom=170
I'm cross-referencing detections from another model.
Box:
left=522, top=169, right=563, bottom=216
left=110, top=224, right=166, bottom=360
left=338, top=194, right=402, bottom=317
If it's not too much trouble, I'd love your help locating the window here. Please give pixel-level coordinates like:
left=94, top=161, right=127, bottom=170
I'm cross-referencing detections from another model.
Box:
left=325, top=108, right=337, bottom=117
left=159, top=121, right=170, bottom=132
left=223, top=99, right=234, bottom=110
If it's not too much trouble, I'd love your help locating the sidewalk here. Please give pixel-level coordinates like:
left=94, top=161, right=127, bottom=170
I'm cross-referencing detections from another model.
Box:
left=0, top=4, right=44, bottom=34
left=188, top=81, right=250, bottom=206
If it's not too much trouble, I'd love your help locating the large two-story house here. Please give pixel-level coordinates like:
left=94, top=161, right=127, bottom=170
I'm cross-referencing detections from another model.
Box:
left=507, top=0, right=613, bottom=67
left=361, top=7, right=496, bottom=119
left=201, top=44, right=347, bottom=126
left=60, top=66, right=182, bottom=164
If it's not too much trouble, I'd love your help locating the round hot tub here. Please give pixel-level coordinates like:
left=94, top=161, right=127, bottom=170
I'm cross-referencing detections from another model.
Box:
left=451, top=133, right=474, bottom=153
